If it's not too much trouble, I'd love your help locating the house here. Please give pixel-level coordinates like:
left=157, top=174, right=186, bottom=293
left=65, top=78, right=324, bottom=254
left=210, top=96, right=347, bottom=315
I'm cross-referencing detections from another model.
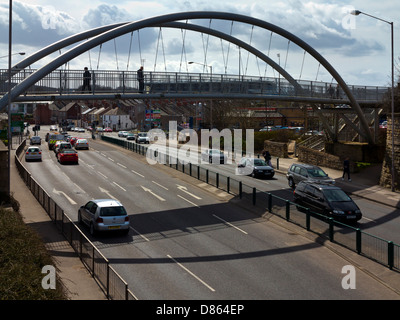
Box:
left=102, top=107, right=134, bottom=131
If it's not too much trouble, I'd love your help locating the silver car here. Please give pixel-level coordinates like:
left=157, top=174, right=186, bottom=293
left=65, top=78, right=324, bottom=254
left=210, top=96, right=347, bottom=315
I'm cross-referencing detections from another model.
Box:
left=286, top=163, right=335, bottom=188
left=25, top=146, right=42, bottom=162
left=236, top=157, right=275, bottom=179
left=78, top=199, right=130, bottom=235
left=30, top=136, right=41, bottom=145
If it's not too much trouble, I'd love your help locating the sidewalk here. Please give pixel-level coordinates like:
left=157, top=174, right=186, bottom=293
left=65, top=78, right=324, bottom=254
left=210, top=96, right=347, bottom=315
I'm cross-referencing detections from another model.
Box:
left=275, top=156, right=400, bottom=210
left=10, top=150, right=106, bottom=300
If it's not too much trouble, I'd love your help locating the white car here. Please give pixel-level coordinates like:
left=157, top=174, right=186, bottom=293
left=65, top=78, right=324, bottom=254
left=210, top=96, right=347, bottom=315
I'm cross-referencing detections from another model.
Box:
left=118, top=131, right=129, bottom=137
left=136, top=132, right=150, bottom=144
left=78, top=199, right=130, bottom=235
left=25, top=146, right=42, bottom=162
left=75, top=138, right=89, bottom=150
left=201, top=149, right=227, bottom=164
left=30, top=136, right=41, bottom=145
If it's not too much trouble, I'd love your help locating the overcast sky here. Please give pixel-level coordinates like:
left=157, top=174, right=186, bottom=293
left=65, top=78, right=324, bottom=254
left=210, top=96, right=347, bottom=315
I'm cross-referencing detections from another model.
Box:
left=0, top=0, right=398, bottom=87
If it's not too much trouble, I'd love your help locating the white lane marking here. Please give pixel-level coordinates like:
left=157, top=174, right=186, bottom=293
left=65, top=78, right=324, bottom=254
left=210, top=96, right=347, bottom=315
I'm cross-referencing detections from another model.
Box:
left=212, top=214, right=248, bottom=235
left=130, top=226, right=150, bottom=242
left=132, top=170, right=145, bottom=178
left=177, top=184, right=202, bottom=200
left=117, top=163, right=127, bottom=168
left=167, top=255, right=215, bottom=292
left=108, top=157, right=115, bottom=162
left=53, top=188, right=77, bottom=205
left=97, top=171, right=108, bottom=179
left=113, top=182, right=127, bottom=192
left=152, top=181, right=169, bottom=190
left=99, top=187, right=118, bottom=200
left=141, top=186, right=166, bottom=201
left=177, top=194, right=200, bottom=208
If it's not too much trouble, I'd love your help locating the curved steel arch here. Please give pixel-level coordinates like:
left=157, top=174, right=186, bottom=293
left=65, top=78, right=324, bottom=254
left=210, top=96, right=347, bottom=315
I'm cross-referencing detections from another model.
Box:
left=1, top=11, right=372, bottom=142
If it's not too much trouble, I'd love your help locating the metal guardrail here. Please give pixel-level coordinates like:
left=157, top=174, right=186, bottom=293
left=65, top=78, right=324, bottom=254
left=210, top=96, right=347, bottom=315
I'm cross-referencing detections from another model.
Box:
left=14, top=140, right=137, bottom=300
left=102, top=135, right=400, bottom=271
left=1, top=69, right=389, bottom=102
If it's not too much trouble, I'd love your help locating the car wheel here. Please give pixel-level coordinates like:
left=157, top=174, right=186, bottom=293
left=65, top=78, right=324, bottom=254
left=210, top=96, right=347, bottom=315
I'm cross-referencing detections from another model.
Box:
left=250, top=170, right=256, bottom=178
left=288, top=178, right=295, bottom=189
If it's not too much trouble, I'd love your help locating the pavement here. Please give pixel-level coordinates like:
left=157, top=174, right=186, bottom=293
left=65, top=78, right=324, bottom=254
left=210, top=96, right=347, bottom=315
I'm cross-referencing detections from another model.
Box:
left=8, top=144, right=400, bottom=300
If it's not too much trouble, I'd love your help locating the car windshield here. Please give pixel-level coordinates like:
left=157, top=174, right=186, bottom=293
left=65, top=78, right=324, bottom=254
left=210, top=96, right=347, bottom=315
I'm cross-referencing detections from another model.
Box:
left=307, top=168, right=328, bottom=178
left=138, top=133, right=147, bottom=137
left=100, top=206, right=127, bottom=216
left=322, top=189, right=351, bottom=202
left=210, top=149, right=222, bottom=154
left=253, top=159, right=267, bottom=166
left=28, top=148, right=40, bottom=152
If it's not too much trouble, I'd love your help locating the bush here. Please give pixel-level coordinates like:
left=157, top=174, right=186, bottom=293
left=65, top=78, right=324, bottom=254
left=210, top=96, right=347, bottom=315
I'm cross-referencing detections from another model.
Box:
left=0, top=208, right=67, bottom=299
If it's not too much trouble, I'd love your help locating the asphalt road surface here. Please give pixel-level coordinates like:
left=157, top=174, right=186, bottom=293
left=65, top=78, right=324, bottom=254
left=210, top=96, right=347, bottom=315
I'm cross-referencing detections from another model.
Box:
left=22, top=127, right=400, bottom=299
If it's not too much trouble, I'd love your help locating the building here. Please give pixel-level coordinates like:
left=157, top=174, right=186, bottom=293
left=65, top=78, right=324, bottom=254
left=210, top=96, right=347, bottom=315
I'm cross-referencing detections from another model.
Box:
left=102, top=107, right=134, bottom=131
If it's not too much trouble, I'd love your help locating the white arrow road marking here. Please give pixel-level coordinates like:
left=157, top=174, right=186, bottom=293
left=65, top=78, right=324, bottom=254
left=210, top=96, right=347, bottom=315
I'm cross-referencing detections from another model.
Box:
left=141, top=186, right=166, bottom=201
left=99, top=187, right=118, bottom=200
left=53, top=188, right=77, bottom=205
left=176, top=185, right=202, bottom=200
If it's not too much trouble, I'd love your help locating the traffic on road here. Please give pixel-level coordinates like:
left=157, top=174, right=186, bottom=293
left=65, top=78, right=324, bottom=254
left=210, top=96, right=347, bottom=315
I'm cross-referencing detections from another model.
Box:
left=20, top=124, right=400, bottom=300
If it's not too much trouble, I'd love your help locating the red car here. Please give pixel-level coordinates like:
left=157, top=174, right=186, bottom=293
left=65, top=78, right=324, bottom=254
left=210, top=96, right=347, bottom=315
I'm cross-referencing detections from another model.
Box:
left=69, top=137, right=78, bottom=146
left=57, top=149, right=79, bottom=164
left=104, top=127, right=112, bottom=132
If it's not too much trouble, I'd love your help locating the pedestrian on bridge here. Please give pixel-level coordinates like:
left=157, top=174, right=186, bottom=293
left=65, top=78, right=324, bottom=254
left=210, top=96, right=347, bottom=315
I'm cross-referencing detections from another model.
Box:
left=82, top=67, right=92, bottom=93
left=137, top=66, right=144, bottom=93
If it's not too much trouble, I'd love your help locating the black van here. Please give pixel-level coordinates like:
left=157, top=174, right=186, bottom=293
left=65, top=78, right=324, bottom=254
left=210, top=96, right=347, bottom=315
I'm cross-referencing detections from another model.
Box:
left=293, top=181, right=362, bottom=222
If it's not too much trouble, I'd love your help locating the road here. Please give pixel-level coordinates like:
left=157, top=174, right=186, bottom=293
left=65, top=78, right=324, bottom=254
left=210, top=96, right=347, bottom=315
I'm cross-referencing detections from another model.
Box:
left=22, top=126, right=400, bottom=299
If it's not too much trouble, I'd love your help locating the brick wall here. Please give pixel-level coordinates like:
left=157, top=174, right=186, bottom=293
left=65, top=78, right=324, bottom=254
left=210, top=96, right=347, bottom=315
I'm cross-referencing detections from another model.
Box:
left=264, top=140, right=288, bottom=158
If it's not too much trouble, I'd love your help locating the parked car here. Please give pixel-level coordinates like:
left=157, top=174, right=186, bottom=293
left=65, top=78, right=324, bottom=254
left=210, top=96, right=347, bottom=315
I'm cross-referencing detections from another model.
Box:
left=50, top=125, right=57, bottom=131
left=78, top=199, right=130, bottom=235
left=136, top=132, right=150, bottom=144
left=201, top=149, right=227, bottom=164
left=30, top=136, right=41, bottom=145
left=293, top=181, right=362, bottom=222
left=118, top=131, right=128, bottom=137
left=286, top=163, right=335, bottom=189
left=126, top=133, right=135, bottom=140
left=104, top=127, right=112, bottom=132
left=236, top=157, right=275, bottom=179
left=25, top=146, right=42, bottom=162
left=75, top=138, right=89, bottom=150
left=57, top=149, right=79, bottom=164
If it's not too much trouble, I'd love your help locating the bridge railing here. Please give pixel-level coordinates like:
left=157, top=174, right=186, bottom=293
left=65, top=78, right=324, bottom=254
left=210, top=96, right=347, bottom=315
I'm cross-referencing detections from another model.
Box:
left=0, top=68, right=389, bottom=102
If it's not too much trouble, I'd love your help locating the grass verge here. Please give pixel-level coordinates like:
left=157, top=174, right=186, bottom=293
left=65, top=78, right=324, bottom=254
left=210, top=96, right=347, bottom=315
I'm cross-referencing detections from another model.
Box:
left=0, top=206, right=68, bottom=299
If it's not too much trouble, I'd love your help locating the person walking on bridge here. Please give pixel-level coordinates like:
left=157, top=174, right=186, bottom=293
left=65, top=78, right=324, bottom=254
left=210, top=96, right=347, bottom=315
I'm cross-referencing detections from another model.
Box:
left=137, top=66, right=144, bottom=93
left=82, top=67, right=92, bottom=93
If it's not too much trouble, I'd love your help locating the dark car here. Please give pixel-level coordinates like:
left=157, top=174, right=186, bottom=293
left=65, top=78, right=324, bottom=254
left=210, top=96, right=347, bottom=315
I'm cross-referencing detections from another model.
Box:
left=236, top=157, right=275, bottom=179
left=286, top=163, right=335, bottom=188
left=293, top=181, right=362, bottom=222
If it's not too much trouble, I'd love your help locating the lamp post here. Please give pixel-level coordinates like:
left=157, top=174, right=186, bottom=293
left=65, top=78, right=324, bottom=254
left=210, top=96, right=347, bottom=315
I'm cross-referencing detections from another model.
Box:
left=7, top=0, right=12, bottom=198
left=351, top=10, right=395, bottom=192
left=188, top=61, right=213, bottom=128
left=0, top=52, right=25, bottom=59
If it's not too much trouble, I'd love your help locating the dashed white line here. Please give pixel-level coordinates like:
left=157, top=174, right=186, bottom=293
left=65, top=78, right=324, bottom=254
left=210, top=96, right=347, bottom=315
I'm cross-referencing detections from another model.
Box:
left=113, top=181, right=127, bottom=192
left=212, top=214, right=248, bottom=234
left=167, top=255, right=215, bottom=292
left=108, top=157, right=115, bottom=162
left=131, top=170, right=145, bottom=178
left=152, top=181, right=169, bottom=190
left=177, top=194, right=200, bottom=208
left=117, top=163, right=127, bottom=168
left=97, top=171, right=108, bottom=179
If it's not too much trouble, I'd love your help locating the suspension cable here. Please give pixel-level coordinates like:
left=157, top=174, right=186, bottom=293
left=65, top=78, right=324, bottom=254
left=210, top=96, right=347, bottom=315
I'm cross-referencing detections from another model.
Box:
left=126, top=32, right=134, bottom=71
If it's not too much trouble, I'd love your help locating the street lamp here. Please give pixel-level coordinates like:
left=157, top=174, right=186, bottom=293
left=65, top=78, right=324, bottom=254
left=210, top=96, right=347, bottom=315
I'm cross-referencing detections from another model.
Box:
left=351, top=10, right=395, bottom=192
left=0, top=52, right=25, bottom=59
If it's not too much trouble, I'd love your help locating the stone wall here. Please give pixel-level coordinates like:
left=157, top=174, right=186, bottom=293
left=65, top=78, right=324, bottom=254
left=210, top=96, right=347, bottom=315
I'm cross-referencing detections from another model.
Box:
left=296, top=145, right=355, bottom=172
left=380, top=115, right=400, bottom=190
left=263, top=140, right=288, bottom=158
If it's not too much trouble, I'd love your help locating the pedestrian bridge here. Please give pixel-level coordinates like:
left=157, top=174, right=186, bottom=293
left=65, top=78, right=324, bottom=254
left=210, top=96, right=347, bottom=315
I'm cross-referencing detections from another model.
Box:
left=0, top=68, right=389, bottom=106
